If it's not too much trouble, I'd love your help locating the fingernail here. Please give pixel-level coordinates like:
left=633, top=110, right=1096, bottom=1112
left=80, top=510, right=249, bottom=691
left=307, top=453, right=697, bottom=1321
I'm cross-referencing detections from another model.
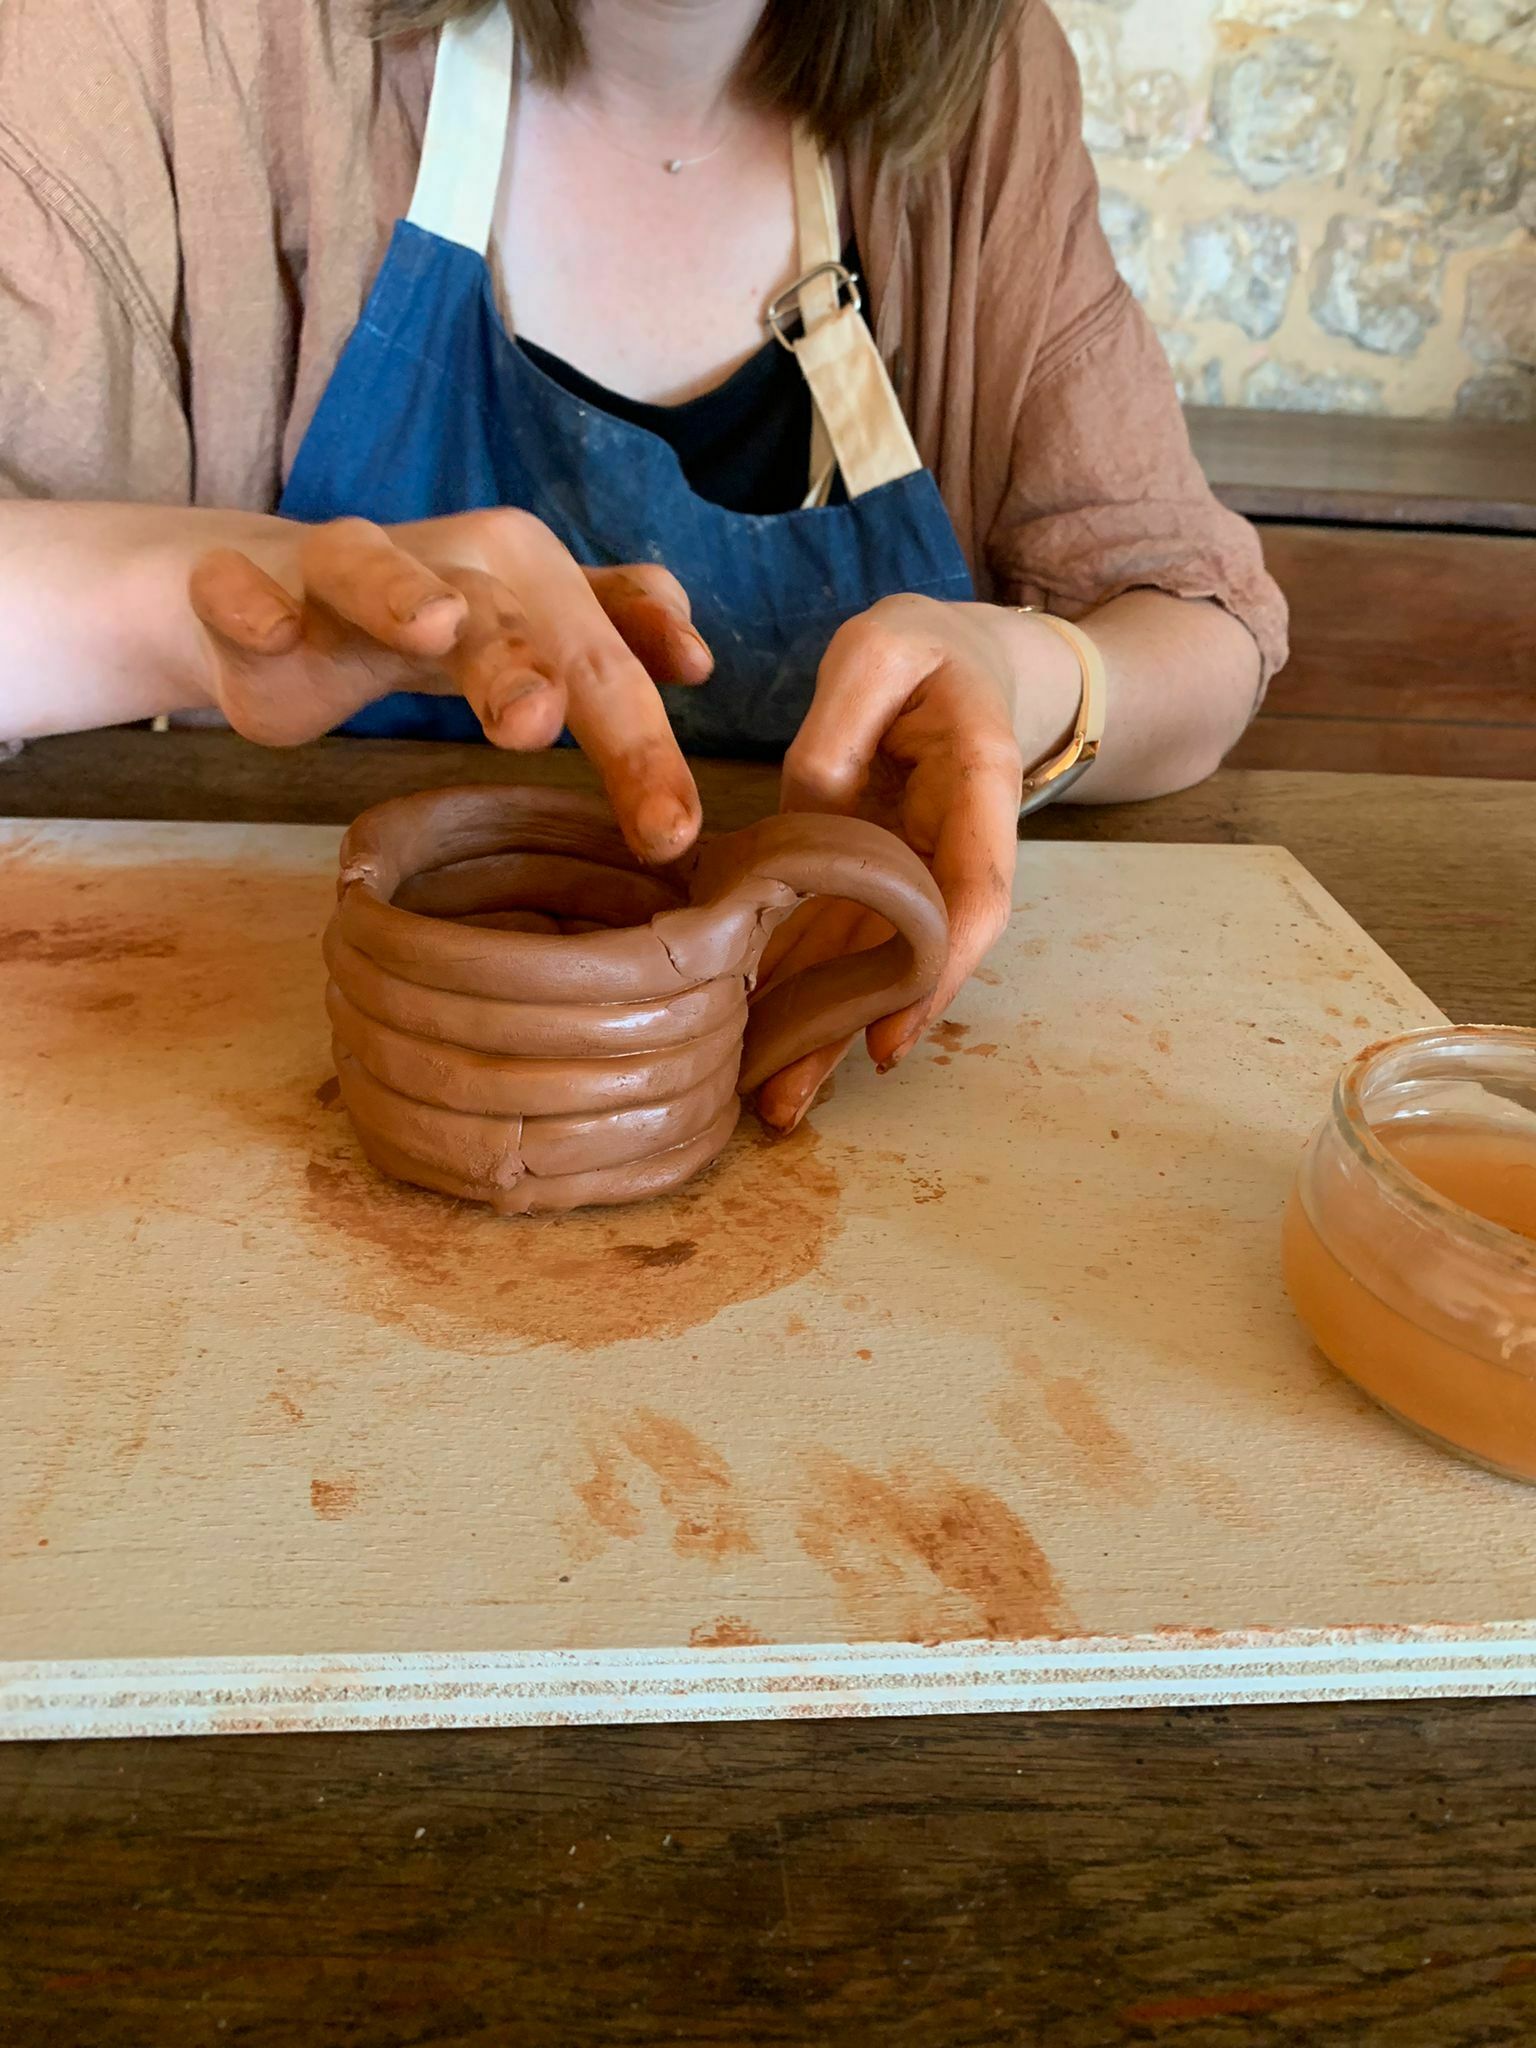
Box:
left=245, top=599, right=296, bottom=640
left=682, top=625, right=713, bottom=669
left=487, top=672, right=547, bottom=715
left=489, top=675, right=548, bottom=708
left=758, top=1100, right=805, bottom=1138
left=634, top=792, right=692, bottom=859
left=877, top=1029, right=923, bottom=1076
left=391, top=587, right=457, bottom=626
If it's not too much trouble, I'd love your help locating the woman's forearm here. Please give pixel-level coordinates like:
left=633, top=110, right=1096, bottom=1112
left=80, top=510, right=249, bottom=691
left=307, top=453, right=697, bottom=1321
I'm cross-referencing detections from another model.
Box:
left=0, top=501, right=288, bottom=739
left=989, top=589, right=1263, bottom=808
left=1069, top=590, right=1261, bottom=803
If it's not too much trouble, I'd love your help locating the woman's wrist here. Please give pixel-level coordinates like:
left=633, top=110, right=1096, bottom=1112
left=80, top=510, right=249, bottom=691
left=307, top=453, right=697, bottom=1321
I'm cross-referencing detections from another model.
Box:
left=971, top=602, right=1086, bottom=772
left=0, top=502, right=287, bottom=737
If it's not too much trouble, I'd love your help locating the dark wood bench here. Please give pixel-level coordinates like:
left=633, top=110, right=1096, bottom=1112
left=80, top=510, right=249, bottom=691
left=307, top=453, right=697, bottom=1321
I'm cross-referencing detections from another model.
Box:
left=1187, top=408, right=1536, bottom=779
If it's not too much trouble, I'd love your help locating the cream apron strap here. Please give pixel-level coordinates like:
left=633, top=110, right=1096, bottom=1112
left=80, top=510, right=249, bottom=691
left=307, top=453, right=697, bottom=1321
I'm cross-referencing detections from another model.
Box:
left=791, top=122, right=842, bottom=313
left=406, top=5, right=515, bottom=254
left=784, top=123, right=921, bottom=506
left=791, top=124, right=839, bottom=507
left=803, top=384, right=837, bottom=511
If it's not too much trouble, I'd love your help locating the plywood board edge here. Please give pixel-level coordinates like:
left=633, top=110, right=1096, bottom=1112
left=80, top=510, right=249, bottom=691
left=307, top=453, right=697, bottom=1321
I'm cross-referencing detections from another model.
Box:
left=7, top=1624, right=1536, bottom=1740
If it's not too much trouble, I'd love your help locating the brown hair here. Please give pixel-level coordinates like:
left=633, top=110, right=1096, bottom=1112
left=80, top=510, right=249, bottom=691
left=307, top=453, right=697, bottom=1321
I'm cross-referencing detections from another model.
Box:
left=373, top=0, right=1015, bottom=164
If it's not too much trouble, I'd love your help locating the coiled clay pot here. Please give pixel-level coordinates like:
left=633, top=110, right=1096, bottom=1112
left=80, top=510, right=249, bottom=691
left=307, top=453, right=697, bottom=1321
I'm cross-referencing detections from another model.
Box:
left=324, top=786, right=949, bottom=1214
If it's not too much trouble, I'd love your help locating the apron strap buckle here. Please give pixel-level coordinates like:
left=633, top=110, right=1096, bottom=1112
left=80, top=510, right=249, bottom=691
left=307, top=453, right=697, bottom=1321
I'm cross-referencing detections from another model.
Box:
left=767, top=262, right=862, bottom=350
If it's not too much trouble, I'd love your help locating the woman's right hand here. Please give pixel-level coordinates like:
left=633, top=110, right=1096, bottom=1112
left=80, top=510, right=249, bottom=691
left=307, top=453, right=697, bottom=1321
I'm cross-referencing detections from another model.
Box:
left=188, top=509, right=714, bottom=866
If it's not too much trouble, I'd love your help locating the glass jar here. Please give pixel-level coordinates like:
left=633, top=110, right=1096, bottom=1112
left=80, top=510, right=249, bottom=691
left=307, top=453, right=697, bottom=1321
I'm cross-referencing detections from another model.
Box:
left=1283, top=1026, right=1536, bottom=1483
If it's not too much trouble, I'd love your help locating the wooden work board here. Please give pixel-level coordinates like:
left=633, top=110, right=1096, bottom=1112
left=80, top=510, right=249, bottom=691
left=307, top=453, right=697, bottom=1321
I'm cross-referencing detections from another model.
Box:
left=4, top=815, right=1535, bottom=1740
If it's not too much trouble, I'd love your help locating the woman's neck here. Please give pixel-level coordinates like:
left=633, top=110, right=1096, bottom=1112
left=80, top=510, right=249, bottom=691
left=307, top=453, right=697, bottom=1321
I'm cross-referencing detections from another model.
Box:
left=566, top=0, right=768, bottom=135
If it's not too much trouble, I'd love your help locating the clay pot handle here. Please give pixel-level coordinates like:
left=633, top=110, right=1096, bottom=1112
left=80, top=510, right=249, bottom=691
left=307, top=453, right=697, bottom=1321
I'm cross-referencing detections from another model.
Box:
left=705, top=813, right=950, bottom=1097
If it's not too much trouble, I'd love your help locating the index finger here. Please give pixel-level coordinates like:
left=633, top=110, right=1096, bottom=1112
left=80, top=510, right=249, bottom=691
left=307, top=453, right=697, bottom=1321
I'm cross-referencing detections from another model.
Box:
left=920, top=732, right=1022, bottom=1020
left=515, top=543, right=703, bottom=866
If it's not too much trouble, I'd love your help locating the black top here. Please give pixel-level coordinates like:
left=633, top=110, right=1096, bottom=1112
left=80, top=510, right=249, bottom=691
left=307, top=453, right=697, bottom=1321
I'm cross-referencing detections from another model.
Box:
left=516, top=245, right=864, bottom=518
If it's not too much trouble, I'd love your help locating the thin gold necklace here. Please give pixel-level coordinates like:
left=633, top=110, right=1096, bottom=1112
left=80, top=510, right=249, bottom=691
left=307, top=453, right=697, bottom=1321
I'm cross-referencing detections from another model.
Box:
left=558, top=95, right=735, bottom=175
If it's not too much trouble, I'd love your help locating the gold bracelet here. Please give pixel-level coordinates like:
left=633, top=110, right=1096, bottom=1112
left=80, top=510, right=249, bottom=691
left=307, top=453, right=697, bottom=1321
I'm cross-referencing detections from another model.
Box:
left=1014, top=607, right=1107, bottom=817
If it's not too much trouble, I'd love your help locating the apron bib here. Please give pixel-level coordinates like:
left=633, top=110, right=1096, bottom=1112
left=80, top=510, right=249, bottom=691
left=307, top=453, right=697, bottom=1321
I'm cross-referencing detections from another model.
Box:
left=280, top=7, right=974, bottom=754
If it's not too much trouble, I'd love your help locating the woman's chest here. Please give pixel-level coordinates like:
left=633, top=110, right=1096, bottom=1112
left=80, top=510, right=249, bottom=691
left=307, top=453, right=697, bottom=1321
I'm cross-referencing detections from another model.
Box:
left=491, top=94, right=803, bottom=405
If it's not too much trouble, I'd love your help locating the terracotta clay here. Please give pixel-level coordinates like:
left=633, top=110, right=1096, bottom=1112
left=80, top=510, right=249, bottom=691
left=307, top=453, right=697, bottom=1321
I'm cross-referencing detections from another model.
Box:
left=324, top=786, right=949, bottom=1214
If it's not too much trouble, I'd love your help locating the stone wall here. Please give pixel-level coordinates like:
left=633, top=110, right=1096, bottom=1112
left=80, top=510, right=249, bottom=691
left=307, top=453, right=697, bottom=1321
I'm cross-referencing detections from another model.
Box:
left=1056, top=0, right=1536, bottom=417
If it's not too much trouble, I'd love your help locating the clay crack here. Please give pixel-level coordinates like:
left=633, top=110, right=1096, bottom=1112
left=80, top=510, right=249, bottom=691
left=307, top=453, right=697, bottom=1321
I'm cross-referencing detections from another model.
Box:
left=653, top=925, right=689, bottom=982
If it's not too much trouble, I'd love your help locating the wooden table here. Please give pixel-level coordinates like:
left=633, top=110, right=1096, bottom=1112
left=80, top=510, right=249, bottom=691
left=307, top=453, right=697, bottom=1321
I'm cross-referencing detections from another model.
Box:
left=6, top=732, right=1536, bottom=2047
left=1185, top=407, right=1536, bottom=783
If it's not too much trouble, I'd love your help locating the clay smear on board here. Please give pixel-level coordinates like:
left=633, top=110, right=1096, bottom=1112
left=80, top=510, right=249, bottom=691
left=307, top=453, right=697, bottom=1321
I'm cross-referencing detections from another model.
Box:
left=1041, top=1376, right=1156, bottom=1507
left=309, top=1475, right=360, bottom=1519
left=927, top=1018, right=970, bottom=1052
left=1, top=856, right=327, bottom=1518
left=302, top=1113, right=843, bottom=1354
left=690, top=1615, right=769, bottom=1646
left=570, top=1410, right=757, bottom=1561
left=0, top=852, right=847, bottom=1356
left=798, top=1453, right=1073, bottom=1641
left=992, top=1371, right=1157, bottom=1512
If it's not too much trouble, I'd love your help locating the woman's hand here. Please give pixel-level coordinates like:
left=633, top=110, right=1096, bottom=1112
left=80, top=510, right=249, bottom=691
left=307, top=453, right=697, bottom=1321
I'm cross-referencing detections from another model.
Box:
left=754, top=594, right=1083, bottom=1132
left=188, top=509, right=714, bottom=866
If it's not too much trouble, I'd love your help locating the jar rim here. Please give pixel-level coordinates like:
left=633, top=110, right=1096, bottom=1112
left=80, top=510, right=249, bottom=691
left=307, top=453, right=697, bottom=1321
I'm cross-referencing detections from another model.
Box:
left=1334, top=1025, right=1536, bottom=1278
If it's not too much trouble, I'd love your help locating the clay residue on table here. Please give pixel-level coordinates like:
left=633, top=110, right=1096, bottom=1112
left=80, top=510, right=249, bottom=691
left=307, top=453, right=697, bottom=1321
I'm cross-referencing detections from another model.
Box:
left=1041, top=1376, right=1156, bottom=1506
left=309, top=1475, right=359, bottom=1519
left=797, top=1453, right=1072, bottom=1640
left=613, top=1238, right=698, bottom=1270
left=690, top=1615, right=769, bottom=1646
left=927, top=1018, right=970, bottom=1052
left=301, top=1116, right=843, bottom=1354
left=0, top=853, right=320, bottom=1102
left=0, top=921, right=179, bottom=965
left=570, top=1410, right=757, bottom=1561
left=1, top=849, right=847, bottom=1362
left=572, top=1443, right=643, bottom=1543
left=2, top=856, right=321, bottom=1519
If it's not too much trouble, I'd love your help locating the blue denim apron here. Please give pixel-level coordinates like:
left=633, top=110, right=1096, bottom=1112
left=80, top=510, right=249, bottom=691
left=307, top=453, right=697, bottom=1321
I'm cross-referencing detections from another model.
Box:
left=279, top=8, right=973, bottom=755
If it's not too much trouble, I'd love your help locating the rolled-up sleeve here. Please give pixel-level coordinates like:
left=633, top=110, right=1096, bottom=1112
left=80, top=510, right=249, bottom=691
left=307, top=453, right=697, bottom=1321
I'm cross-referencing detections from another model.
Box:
left=979, top=25, right=1288, bottom=689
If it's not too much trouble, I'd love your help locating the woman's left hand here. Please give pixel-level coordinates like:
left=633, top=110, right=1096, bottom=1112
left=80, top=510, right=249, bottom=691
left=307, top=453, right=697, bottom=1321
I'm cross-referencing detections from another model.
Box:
left=753, top=594, right=1082, bottom=1132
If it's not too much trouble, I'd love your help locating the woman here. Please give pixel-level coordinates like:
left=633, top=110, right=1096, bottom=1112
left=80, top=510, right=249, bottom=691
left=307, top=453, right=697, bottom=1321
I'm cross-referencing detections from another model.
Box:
left=0, top=0, right=1285, bottom=1129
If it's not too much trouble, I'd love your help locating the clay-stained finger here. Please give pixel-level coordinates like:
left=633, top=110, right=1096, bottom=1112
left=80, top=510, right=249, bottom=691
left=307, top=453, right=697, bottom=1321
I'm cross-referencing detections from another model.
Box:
left=585, top=564, right=713, bottom=686
left=412, top=512, right=703, bottom=865
left=436, top=566, right=567, bottom=749
left=907, top=741, right=1022, bottom=1038
left=300, top=517, right=467, bottom=660
left=755, top=898, right=870, bottom=992
left=754, top=1035, right=854, bottom=1134
left=188, top=549, right=303, bottom=655
left=531, top=558, right=702, bottom=865
left=751, top=903, right=889, bottom=1128
left=192, top=547, right=381, bottom=747
left=755, top=898, right=823, bottom=985
left=782, top=610, right=942, bottom=814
